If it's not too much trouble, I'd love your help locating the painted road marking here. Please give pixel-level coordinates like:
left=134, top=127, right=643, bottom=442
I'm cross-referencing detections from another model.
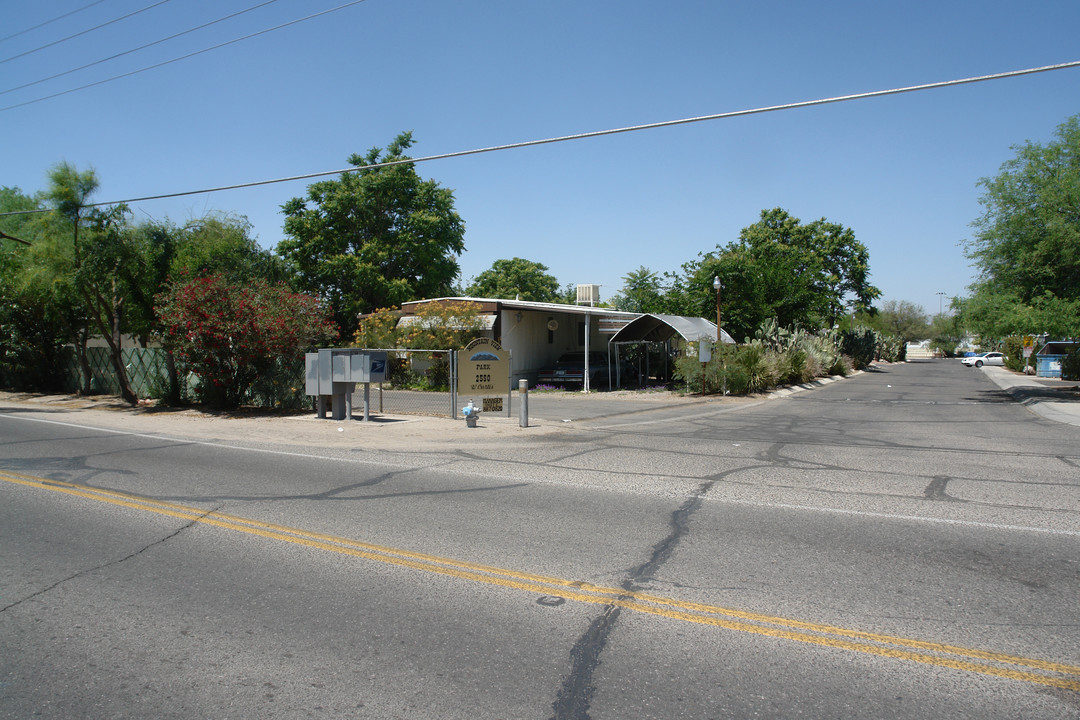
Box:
left=3, top=469, right=1079, bottom=692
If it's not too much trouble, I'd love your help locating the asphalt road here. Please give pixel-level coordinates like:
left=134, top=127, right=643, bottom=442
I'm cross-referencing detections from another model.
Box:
left=1, top=360, right=1078, bottom=718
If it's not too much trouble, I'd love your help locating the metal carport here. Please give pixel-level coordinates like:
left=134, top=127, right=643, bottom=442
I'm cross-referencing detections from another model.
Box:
left=607, top=314, right=734, bottom=387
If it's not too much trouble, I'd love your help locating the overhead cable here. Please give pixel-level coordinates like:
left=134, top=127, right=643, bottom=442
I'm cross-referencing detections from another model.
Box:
left=0, top=0, right=108, bottom=43
left=0, top=0, right=284, bottom=97
left=0, top=0, right=173, bottom=65
left=0, top=0, right=370, bottom=111
left=1, top=59, right=1078, bottom=220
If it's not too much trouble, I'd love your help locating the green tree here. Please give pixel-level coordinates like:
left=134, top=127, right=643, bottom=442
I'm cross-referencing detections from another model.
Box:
left=116, top=214, right=284, bottom=403
left=611, top=266, right=666, bottom=313
left=278, top=132, right=466, bottom=338
left=41, top=163, right=100, bottom=394
left=927, top=307, right=965, bottom=356
left=38, top=163, right=153, bottom=403
left=667, top=209, right=880, bottom=341
left=964, top=114, right=1080, bottom=339
left=0, top=188, right=71, bottom=391
left=735, top=208, right=879, bottom=327
left=76, top=204, right=142, bottom=403
left=868, top=300, right=929, bottom=342
left=466, top=257, right=560, bottom=302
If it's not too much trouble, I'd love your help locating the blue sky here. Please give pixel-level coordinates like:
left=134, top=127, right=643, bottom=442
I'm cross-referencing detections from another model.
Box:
left=3, top=0, right=1079, bottom=318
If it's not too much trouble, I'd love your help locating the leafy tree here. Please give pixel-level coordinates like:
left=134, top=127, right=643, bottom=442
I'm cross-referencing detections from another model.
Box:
left=558, top=283, right=579, bottom=305
left=964, top=114, right=1080, bottom=339
left=356, top=301, right=487, bottom=350
left=40, top=163, right=101, bottom=394
left=466, top=257, right=560, bottom=302
left=959, top=290, right=1080, bottom=340
left=114, top=214, right=284, bottom=403
left=667, top=209, right=880, bottom=341
left=868, top=300, right=929, bottom=342
left=0, top=188, right=71, bottom=391
left=734, top=208, right=878, bottom=326
left=35, top=162, right=153, bottom=403
left=927, top=308, right=965, bottom=356
left=278, top=132, right=466, bottom=338
left=171, top=214, right=285, bottom=284
left=156, top=274, right=337, bottom=409
left=611, top=266, right=667, bottom=313
left=75, top=203, right=142, bottom=403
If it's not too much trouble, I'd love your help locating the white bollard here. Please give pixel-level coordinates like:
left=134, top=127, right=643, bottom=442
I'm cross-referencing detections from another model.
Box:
left=519, top=379, right=529, bottom=428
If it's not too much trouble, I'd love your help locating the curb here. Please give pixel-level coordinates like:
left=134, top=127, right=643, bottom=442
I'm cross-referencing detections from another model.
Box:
left=766, top=372, right=854, bottom=399
left=980, top=366, right=1080, bottom=427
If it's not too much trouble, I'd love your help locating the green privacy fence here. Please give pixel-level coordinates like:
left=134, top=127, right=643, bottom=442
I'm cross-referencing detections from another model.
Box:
left=61, top=347, right=169, bottom=397
left=52, top=347, right=457, bottom=414
left=59, top=347, right=307, bottom=407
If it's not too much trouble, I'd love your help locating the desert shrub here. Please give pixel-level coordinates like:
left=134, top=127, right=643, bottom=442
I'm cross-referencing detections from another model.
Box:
left=675, top=322, right=851, bottom=396
left=841, top=327, right=877, bottom=370
left=1001, top=336, right=1026, bottom=372
left=875, top=333, right=907, bottom=362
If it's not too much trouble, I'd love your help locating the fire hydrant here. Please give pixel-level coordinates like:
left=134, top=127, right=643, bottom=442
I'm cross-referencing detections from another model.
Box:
left=462, top=399, right=479, bottom=428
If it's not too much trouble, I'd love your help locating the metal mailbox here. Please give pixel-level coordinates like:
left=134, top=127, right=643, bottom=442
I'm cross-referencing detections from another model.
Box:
left=305, top=349, right=388, bottom=420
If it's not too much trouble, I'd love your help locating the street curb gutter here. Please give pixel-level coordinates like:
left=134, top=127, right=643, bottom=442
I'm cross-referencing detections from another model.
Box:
left=766, top=372, right=854, bottom=399
left=981, top=366, right=1080, bottom=427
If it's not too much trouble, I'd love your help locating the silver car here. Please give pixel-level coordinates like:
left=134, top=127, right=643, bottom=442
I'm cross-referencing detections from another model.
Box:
left=961, top=352, right=1005, bottom=368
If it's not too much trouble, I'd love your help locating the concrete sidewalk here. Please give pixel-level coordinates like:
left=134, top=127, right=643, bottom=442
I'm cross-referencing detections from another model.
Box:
left=981, top=365, right=1080, bottom=427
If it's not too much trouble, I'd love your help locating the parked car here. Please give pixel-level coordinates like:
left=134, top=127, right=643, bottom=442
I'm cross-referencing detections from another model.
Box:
left=537, top=352, right=633, bottom=388
left=961, top=352, right=1006, bottom=368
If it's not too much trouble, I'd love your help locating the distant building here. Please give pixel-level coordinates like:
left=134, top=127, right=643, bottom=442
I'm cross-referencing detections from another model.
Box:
left=399, top=296, right=730, bottom=388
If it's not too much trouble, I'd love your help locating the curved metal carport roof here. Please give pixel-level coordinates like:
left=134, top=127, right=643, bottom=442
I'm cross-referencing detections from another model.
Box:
left=609, top=314, right=735, bottom=344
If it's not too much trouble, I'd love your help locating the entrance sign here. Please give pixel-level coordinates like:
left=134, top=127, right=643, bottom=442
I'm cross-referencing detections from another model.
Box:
left=460, top=337, right=510, bottom=395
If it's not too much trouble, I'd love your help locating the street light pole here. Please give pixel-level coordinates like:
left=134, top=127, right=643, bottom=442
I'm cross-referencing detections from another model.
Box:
left=714, top=276, right=725, bottom=395
left=936, top=291, right=946, bottom=316
left=713, top=276, right=722, bottom=342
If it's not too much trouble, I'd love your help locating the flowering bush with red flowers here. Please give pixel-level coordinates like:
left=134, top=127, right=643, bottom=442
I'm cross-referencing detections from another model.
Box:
left=156, top=274, right=337, bottom=408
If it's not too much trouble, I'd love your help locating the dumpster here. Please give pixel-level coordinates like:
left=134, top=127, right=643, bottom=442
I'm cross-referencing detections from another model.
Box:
left=1035, top=341, right=1078, bottom=378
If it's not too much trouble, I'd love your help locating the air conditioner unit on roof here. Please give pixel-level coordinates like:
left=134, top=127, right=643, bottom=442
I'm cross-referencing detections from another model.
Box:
left=576, top=284, right=600, bottom=306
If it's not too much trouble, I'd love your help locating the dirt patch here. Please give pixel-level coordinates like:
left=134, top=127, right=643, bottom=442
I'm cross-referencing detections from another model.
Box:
left=0, top=390, right=568, bottom=451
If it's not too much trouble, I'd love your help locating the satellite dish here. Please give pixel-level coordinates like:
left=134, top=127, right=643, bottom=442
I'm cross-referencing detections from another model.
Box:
left=547, top=319, right=559, bottom=331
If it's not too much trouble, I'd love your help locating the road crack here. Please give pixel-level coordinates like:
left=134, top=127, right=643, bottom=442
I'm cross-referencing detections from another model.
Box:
left=0, top=505, right=219, bottom=614
left=549, top=480, right=715, bottom=719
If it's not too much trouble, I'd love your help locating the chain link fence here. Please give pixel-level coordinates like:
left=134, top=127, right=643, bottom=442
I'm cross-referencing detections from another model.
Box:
left=349, top=349, right=457, bottom=418
left=48, top=346, right=463, bottom=417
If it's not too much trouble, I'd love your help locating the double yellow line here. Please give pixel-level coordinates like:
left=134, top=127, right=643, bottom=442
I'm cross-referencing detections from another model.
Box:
left=3, top=469, right=1079, bottom=692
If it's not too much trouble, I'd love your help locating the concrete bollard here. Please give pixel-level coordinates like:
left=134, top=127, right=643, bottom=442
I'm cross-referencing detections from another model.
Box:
left=519, top=379, right=529, bottom=428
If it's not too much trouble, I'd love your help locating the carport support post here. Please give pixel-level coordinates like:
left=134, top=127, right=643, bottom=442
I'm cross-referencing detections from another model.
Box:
left=583, top=311, right=591, bottom=393
left=519, top=379, right=528, bottom=428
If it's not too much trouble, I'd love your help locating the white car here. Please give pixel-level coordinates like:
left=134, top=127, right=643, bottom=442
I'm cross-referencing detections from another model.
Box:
left=961, top=352, right=1006, bottom=368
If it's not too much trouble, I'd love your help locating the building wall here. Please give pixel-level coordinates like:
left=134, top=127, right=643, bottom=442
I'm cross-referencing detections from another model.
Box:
left=499, top=309, right=614, bottom=385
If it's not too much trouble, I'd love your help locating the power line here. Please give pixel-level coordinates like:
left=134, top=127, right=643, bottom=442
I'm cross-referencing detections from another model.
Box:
left=2, top=59, right=1078, bottom=221
left=0, top=0, right=284, bottom=97
left=0, top=0, right=108, bottom=43
left=0, top=0, right=370, bottom=111
left=0, top=0, right=173, bottom=65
